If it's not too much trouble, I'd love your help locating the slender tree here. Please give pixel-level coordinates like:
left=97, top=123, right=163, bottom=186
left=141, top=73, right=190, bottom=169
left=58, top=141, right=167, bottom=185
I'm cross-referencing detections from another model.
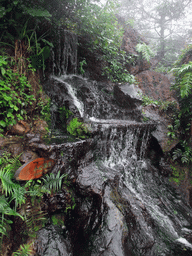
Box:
left=118, top=0, right=192, bottom=65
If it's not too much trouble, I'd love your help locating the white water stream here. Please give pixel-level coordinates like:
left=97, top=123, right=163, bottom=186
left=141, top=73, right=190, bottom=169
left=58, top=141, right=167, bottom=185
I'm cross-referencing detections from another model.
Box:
left=49, top=74, right=192, bottom=254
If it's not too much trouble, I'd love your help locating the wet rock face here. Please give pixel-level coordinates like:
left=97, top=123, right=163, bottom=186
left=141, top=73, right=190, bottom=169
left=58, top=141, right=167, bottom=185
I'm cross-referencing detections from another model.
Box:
left=44, top=75, right=143, bottom=122
left=142, top=104, right=179, bottom=153
left=113, top=83, right=142, bottom=109
left=35, top=225, right=72, bottom=256
left=34, top=121, right=192, bottom=255
left=42, top=189, right=73, bottom=213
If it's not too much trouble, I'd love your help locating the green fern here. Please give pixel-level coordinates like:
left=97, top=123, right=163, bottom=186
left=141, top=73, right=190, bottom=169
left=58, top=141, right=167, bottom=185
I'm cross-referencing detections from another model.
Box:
left=0, top=168, right=19, bottom=196
left=0, top=196, right=23, bottom=219
left=180, top=72, right=192, bottom=98
left=42, top=171, right=67, bottom=193
left=21, top=199, right=46, bottom=236
left=11, top=186, right=26, bottom=208
left=12, top=243, right=33, bottom=256
left=177, top=61, right=192, bottom=75
left=0, top=152, right=21, bottom=171
left=0, top=151, right=68, bottom=248
left=0, top=195, right=23, bottom=243
left=171, top=62, right=192, bottom=99
left=136, top=43, right=154, bottom=62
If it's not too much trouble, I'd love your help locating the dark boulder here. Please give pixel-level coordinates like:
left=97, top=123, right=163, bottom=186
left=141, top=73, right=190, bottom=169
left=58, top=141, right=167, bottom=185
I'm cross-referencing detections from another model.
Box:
left=35, top=225, right=72, bottom=256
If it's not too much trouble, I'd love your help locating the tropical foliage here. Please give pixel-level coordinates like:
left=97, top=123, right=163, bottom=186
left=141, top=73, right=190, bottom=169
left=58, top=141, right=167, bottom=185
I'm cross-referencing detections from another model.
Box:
left=0, top=152, right=67, bottom=249
left=0, top=0, right=135, bottom=82
left=136, top=43, right=154, bottom=62
left=67, top=117, right=91, bottom=138
left=0, top=55, right=35, bottom=130
left=0, top=54, right=51, bottom=132
left=168, top=47, right=192, bottom=164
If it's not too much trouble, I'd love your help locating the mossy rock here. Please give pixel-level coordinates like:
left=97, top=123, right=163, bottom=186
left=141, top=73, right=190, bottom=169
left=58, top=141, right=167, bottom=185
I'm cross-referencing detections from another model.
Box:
left=67, top=118, right=91, bottom=139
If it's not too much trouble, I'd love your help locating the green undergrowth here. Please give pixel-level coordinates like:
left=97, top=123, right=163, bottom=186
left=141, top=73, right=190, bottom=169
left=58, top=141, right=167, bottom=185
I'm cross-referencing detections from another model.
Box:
left=167, top=52, right=192, bottom=166
left=12, top=243, right=34, bottom=256
left=0, top=53, right=51, bottom=134
left=67, top=118, right=91, bottom=139
left=136, top=42, right=154, bottom=62
left=169, top=164, right=185, bottom=185
left=165, top=46, right=192, bottom=184
left=0, top=151, right=73, bottom=254
left=51, top=214, right=65, bottom=227
left=141, top=95, right=177, bottom=111
left=0, top=55, right=35, bottom=130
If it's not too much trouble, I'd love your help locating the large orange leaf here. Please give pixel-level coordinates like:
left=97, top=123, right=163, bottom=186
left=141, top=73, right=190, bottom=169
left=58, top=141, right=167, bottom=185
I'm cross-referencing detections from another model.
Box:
left=15, top=158, right=55, bottom=180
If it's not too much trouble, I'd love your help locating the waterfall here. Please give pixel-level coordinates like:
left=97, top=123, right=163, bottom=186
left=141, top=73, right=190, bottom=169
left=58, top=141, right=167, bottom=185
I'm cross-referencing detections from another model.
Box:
left=51, top=29, right=77, bottom=76
left=52, top=75, right=84, bottom=118
left=42, top=74, right=192, bottom=256
left=90, top=120, right=192, bottom=254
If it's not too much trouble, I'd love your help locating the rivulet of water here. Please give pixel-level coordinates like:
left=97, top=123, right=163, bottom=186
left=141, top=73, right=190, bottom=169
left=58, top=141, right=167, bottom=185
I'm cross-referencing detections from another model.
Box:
left=92, top=121, right=192, bottom=255
left=44, top=73, right=192, bottom=255
left=52, top=75, right=84, bottom=118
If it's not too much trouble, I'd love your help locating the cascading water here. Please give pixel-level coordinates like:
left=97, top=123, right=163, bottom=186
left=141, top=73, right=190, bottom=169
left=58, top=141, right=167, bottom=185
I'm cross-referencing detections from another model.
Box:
left=52, top=75, right=84, bottom=118
left=41, top=33, right=192, bottom=255
left=89, top=122, right=192, bottom=255
left=50, top=29, right=77, bottom=76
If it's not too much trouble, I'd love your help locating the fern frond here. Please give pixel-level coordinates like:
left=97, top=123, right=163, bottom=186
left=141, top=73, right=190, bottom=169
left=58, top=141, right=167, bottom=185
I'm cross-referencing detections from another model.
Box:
left=136, top=43, right=154, bottom=62
left=23, top=200, right=46, bottom=233
left=42, top=171, right=67, bottom=193
left=27, top=183, right=46, bottom=198
left=0, top=195, right=24, bottom=219
left=180, top=72, right=192, bottom=98
left=12, top=243, right=33, bottom=256
left=0, top=223, right=8, bottom=237
left=178, top=61, right=192, bottom=75
left=11, top=186, right=26, bottom=208
left=0, top=168, right=18, bottom=196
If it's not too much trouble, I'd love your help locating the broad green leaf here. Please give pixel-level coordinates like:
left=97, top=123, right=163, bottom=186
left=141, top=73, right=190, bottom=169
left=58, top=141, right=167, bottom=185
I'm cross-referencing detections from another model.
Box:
left=1, top=67, right=6, bottom=76
left=25, top=8, right=52, bottom=18
left=0, top=121, right=6, bottom=127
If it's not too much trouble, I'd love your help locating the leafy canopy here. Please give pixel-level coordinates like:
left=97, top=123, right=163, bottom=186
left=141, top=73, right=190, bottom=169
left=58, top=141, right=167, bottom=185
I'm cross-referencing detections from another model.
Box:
left=0, top=0, right=135, bottom=82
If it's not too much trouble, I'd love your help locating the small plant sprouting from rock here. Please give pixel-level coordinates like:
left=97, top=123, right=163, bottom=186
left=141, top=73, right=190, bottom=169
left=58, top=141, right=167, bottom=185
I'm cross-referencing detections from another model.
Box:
left=79, top=59, right=87, bottom=76
left=12, top=242, right=33, bottom=256
left=67, top=118, right=91, bottom=138
left=142, top=94, right=177, bottom=111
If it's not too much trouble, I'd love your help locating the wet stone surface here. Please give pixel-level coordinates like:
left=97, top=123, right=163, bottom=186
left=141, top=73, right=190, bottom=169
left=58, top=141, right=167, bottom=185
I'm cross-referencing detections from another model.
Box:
left=35, top=225, right=72, bottom=256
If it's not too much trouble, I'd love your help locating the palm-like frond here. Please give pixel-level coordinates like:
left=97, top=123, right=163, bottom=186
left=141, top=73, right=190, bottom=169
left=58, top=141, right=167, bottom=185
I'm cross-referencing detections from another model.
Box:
left=178, top=61, right=192, bottom=75
left=0, top=168, right=19, bottom=196
left=0, top=223, right=8, bottom=237
left=22, top=200, right=46, bottom=234
left=42, top=171, right=67, bottom=193
left=0, top=196, right=24, bottom=219
left=12, top=243, right=33, bottom=256
left=180, top=71, right=192, bottom=98
left=136, top=43, right=154, bottom=62
left=11, top=185, right=26, bottom=208
left=0, top=195, right=23, bottom=242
